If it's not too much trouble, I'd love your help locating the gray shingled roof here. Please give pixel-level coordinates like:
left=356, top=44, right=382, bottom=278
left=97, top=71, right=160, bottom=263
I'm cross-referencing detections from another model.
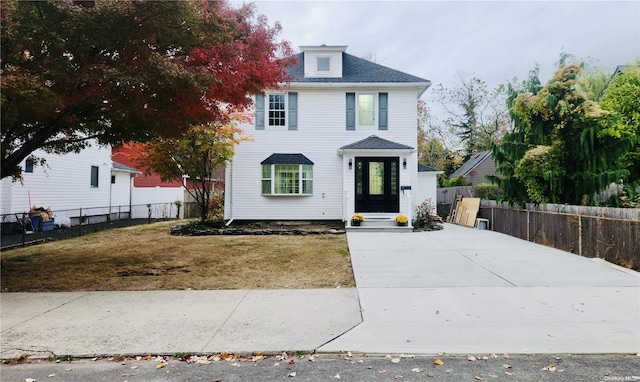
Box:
left=112, top=161, right=139, bottom=173
left=261, top=153, right=314, bottom=165
left=450, top=151, right=492, bottom=178
left=340, top=135, right=414, bottom=150
left=286, top=53, right=430, bottom=84
left=418, top=163, right=440, bottom=172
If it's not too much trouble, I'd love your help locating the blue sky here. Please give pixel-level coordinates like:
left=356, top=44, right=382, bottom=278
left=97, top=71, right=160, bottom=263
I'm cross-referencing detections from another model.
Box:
left=237, top=1, right=639, bottom=96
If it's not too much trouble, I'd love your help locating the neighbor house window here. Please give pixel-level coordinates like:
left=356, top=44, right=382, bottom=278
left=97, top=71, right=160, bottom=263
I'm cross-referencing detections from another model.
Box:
left=25, top=159, right=34, bottom=173
left=111, top=175, right=116, bottom=184
left=268, top=94, right=286, bottom=126
left=317, top=57, right=331, bottom=72
left=90, top=166, right=99, bottom=187
left=261, top=154, right=313, bottom=195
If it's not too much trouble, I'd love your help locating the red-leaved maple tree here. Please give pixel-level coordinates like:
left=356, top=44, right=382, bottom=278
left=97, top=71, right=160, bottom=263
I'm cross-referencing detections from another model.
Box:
left=1, top=0, right=295, bottom=180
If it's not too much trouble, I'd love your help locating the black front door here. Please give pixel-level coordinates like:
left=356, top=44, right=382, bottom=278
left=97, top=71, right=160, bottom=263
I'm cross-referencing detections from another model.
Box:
left=355, top=157, right=399, bottom=213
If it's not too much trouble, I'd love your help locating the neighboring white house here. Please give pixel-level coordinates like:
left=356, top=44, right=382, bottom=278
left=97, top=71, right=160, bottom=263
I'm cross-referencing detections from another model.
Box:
left=0, top=143, right=116, bottom=216
left=224, top=45, right=436, bottom=226
left=0, top=141, right=185, bottom=223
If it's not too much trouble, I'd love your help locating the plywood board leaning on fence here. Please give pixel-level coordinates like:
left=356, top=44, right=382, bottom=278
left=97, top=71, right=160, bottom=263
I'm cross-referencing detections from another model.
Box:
left=453, top=198, right=480, bottom=227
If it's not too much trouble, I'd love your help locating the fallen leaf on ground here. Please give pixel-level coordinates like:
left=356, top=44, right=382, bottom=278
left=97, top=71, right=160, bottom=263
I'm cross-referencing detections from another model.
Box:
left=391, top=358, right=400, bottom=364
left=502, top=364, right=511, bottom=369
left=289, top=359, right=295, bottom=365
left=347, top=351, right=353, bottom=358
left=378, top=369, right=387, bottom=374
left=434, top=359, right=444, bottom=366
left=474, top=377, right=484, bottom=381
left=505, top=371, right=513, bottom=376
left=130, top=366, right=139, bottom=370
left=26, top=379, right=37, bottom=382
left=273, top=362, right=280, bottom=367
left=468, top=355, right=477, bottom=361
left=287, top=372, right=296, bottom=377
left=334, top=374, right=340, bottom=379
left=48, top=375, right=55, bottom=378
left=411, top=368, right=421, bottom=372
left=503, top=353, right=511, bottom=359
left=394, top=375, right=403, bottom=379
left=156, top=363, right=165, bottom=369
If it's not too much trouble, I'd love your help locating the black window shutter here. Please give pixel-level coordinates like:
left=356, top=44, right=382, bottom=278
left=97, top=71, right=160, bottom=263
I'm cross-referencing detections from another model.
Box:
left=346, top=93, right=355, bottom=130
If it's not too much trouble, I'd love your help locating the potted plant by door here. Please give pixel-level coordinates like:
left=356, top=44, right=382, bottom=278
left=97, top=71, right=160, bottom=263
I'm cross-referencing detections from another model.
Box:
left=395, top=214, right=408, bottom=226
left=351, top=214, right=365, bottom=226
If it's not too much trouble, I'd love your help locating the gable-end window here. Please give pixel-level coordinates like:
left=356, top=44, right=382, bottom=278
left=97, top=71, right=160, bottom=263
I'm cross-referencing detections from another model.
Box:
left=261, top=154, right=313, bottom=195
left=317, top=57, right=330, bottom=72
left=90, top=166, right=99, bottom=188
left=25, top=159, right=34, bottom=173
left=256, top=93, right=298, bottom=130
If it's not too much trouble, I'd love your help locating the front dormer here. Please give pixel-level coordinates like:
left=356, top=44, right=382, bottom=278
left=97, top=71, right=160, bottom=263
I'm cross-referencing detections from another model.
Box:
left=300, top=45, right=347, bottom=78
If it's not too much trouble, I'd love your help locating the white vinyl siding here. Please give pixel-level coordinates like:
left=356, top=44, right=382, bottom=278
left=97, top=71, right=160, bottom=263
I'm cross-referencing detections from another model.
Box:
left=0, top=141, right=113, bottom=214
left=225, top=88, right=419, bottom=220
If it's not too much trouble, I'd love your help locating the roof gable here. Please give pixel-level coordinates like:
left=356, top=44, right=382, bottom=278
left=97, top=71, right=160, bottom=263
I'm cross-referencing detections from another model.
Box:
left=450, top=151, right=492, bottom=178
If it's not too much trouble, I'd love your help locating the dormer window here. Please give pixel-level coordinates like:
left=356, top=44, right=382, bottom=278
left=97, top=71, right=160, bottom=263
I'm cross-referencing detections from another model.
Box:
left=317, top=57, right=331, bottom=72
left=300, top=45, right=346, bottom=78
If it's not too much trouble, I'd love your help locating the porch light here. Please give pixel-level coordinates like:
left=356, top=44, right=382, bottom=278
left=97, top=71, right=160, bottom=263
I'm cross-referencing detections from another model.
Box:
left=403, top=158, right=407, bottom=169
left=349, top=158, right=353, bottom=170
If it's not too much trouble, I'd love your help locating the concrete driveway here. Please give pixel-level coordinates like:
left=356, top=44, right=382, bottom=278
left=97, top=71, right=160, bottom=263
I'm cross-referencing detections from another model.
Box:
left=319, top=223, right=640, bottom=354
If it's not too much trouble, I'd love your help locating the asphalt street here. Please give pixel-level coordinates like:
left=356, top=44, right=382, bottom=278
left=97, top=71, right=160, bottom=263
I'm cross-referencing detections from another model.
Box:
left=2, top=353, right=639, bottom=382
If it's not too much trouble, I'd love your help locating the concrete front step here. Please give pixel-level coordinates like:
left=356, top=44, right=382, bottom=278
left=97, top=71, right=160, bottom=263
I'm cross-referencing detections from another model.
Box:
left=346, top=218, right=412, bottom=232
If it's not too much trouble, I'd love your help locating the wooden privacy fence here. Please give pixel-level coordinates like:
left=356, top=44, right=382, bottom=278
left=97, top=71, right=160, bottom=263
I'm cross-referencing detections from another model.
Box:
left=478, top=202, right=639, bottom=271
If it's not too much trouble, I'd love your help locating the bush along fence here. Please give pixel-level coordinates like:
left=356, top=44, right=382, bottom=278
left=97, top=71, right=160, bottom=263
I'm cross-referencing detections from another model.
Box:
left=477, top=200, right=639, bottom=271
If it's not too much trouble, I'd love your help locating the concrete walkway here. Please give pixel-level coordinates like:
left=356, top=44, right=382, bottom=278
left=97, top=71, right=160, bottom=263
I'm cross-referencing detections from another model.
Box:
left=1, top=223, right=639, bottom=358
left=319, top=224, right=640, bottom=354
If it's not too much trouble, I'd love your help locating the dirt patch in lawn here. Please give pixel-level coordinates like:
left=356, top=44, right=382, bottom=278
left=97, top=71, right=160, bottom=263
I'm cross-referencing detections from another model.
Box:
left=0, top=221, right=354, bottom=292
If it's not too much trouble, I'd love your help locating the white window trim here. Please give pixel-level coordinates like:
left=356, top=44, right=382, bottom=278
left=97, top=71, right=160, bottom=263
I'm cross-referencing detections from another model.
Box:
left=356, top=92, right=377, bottom=129
left=262, top=164, right=313, bottom=196
left=267, top=93, right=288, bottom=128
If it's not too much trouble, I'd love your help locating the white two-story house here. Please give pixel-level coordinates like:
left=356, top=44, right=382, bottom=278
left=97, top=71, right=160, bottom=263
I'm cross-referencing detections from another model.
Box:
left=224, top=45, right=436, bottom=226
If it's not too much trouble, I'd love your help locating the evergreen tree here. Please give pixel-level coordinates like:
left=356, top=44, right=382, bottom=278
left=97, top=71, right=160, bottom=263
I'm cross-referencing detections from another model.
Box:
left=490, top=64, right=632, bottom=205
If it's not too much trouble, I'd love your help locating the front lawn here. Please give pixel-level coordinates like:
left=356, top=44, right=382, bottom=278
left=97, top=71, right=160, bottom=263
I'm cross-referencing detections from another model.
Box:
left=0, top=221, right=355, bottom=292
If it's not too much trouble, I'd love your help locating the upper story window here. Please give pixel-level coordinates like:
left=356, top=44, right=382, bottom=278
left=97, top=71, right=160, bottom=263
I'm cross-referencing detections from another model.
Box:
left=346, top=92, right=388, bottom=131
left=357, top=94, right=376, bottom=127
left=268, top=94, right=286, bottom=126
left=316, top=57, right=331, bottom=72
left=255, top=93, right=298, bottom=131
